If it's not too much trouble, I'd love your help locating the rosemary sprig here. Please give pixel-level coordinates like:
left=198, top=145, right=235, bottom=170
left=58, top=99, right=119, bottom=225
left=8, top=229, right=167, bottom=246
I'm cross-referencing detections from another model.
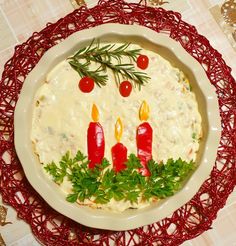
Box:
left=68, top=60, right=108, bottom=86
left=67, top=39, right=150, bottom=88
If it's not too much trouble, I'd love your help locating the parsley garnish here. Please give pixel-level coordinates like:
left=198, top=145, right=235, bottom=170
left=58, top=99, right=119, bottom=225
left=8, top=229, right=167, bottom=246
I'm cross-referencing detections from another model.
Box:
left=44, top=151, right=195, bottom=205
left=192, top=132, right=196, bottom=140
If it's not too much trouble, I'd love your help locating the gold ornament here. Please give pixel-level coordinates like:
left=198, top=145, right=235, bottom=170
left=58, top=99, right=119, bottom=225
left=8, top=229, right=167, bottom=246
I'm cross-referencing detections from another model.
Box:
left=70, top=0, right=86, bottom=9
left=140, top=0, right=169, bottom=6
left=148, top=0, right=169, bottom=6
left=0, top=234, right=6, bottom=246
left=0, top=205, right=11, bottom=226
left=221, top=0, right=236, bottom=27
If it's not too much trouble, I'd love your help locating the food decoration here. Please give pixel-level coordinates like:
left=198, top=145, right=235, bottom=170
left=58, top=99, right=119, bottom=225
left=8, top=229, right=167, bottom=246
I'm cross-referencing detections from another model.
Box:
left=78, top=76, right=95, bottom=93
left=67, top=39, right=150, bottom=90
left=119, top=80, right=132, bottom=97
left=45, top=150, right=195, bottom=206
left=137, top=54, right=149, bottom=70
left=87, top=104, right=105, bottom=169
left=136, top=101, right=153, bottom=176
left=32, top=40, right=202, bottom=211
left=111, top=118, right=128, bottom=172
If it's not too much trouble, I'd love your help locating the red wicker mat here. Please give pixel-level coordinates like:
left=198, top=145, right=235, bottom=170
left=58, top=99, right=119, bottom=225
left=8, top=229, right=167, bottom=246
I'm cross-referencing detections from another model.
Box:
left=0, top=0, right=236, bottom=245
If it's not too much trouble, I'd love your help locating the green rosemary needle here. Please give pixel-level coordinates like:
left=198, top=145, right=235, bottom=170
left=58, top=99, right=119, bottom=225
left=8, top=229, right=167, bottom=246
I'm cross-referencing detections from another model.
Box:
left=67, top=39, right=150, bottom=88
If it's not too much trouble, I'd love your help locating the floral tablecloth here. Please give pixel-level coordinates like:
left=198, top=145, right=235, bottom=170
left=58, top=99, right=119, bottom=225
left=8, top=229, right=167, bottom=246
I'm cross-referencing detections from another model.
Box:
left=0, top=0, right=235, bottom=245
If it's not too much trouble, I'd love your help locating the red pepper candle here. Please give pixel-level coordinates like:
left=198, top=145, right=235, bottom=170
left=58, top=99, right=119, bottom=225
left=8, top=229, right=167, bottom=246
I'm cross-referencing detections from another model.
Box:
left=111, top=118, right=128, bottom=172
left=136, top=101, right=153, bottom=176
left=87, top=104, right=105, bottom=169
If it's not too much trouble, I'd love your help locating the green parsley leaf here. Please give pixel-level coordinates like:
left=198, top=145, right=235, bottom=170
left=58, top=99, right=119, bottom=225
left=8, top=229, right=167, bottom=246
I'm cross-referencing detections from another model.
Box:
left=66, top=193, right=78, bottom=203
left=192, top=132, right=196, bottom=140
left=44, top=150, right=196, bottom=205
left=125, top=154, right=142, bottom=169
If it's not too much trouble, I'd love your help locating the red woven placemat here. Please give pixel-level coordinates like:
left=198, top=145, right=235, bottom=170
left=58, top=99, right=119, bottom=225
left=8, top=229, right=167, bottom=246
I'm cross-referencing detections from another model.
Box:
left=0, top=0, right=236, bottom=245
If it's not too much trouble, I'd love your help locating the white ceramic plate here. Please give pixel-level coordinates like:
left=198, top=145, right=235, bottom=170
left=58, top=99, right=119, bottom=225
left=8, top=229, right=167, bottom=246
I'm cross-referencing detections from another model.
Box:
left=14, top=24, right=221, bottom=231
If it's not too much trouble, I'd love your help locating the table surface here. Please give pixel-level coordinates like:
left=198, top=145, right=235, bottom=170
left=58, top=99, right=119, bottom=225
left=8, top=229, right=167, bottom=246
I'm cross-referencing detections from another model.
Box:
left=0, top=0, right=236, bottom=245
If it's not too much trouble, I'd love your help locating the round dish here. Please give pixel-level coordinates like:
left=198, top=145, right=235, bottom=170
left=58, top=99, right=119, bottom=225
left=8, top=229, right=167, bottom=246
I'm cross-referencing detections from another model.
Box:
left=14, top=23, right=221, bottom=231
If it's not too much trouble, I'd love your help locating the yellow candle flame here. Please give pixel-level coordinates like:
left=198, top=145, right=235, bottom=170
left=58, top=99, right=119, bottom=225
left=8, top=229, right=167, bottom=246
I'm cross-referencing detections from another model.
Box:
left=91, top=104, right=99, bottom=122
left=115, top=117, right=123, bottom=142
left=139, top=100, right=150, bottom=121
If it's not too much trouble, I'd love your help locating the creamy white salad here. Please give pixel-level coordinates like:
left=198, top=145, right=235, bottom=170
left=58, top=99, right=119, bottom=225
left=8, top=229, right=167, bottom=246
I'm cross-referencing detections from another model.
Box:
left=31, top=43, right=202, bottom=212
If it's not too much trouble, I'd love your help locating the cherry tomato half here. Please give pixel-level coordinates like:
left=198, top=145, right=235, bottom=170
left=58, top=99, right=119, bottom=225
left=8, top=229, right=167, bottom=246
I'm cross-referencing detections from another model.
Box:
left=119, top=81, right=132, bottom=97
left=79, top=76, right=95, bottom=93
left=137, top=55, right=149, bottom=70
